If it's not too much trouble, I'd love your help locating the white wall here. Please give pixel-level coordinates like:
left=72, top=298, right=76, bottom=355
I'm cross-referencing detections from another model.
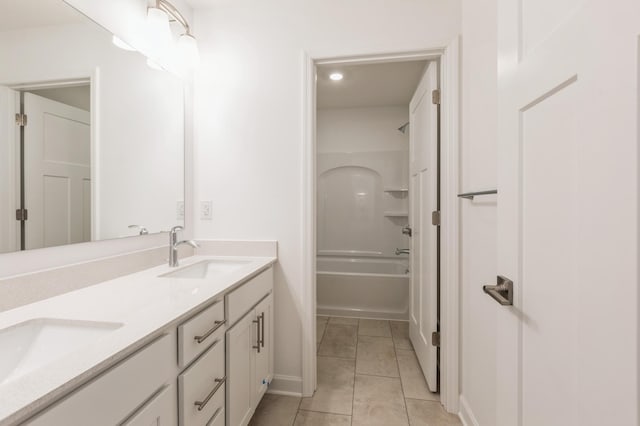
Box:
left=317, top=106, right=409, bottom=258
left=317, top=107, right=409, bottom=153
left=193, top=0, right=460, bottom=392
left=459, top=0, right=498, bottom=424
left=0, top=87, right=17, bottom=254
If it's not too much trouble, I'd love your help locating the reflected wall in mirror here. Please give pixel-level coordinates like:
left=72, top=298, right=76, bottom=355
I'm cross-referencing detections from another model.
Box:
left=0, top=0, right=185, bottom=254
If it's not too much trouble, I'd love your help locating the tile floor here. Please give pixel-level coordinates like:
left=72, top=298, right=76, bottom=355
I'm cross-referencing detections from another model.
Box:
left=248, top=316, right=462, bottom=426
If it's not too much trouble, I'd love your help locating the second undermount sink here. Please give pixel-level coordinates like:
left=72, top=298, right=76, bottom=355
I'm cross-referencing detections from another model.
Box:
left=161, top=259, right=252, bottom=279
left=0, top=318, right=123, bottom=385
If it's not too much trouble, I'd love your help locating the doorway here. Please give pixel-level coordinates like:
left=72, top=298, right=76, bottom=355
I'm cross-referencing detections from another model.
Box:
left=301, top=43, right=461, bottom=417
left=1, top=80, right=91, bottom=252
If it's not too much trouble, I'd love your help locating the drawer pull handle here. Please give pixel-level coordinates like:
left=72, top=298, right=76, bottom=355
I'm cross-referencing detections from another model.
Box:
left=194, top=376, right=226, bottom=411
left=194, top=320, right=227, bottom=344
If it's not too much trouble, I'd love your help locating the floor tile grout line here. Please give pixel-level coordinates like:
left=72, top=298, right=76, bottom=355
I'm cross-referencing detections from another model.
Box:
left=392, top=320, right=412, bottom=426
left=291, top=390, right=304, bottom=426
left=350, top=317, right=359, bottom=426
left=354, top=372, right=401, bottom=379
left=297, top=408, right=352, bottom=417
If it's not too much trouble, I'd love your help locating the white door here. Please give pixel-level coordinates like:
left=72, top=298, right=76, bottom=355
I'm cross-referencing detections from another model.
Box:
left=23, top=92, right=91, bottom=249
left=253, top=294, right=273, bottom=405
left=496, top=0, right=639, bottom=425
left=408, top=61, right=438, bottom=392
left=226, top=312, right=255, bottom=426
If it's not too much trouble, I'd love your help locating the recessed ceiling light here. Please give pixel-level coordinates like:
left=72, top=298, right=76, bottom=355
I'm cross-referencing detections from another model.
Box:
left=329, top=72, right=344, bottom=81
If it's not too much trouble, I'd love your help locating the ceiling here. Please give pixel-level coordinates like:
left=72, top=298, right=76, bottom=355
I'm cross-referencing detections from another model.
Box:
left=0, top=0, right=85, bottom=32
left=317, top=60, right=428, bottom=109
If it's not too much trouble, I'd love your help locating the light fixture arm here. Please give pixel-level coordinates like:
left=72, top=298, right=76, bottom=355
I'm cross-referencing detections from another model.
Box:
left=155, top=0, right=192, bottom=35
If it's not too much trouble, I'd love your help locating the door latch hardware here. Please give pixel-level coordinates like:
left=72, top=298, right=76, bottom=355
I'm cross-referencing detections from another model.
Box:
left=431, top=211, right=441, bottom=226
left=402, top=225, right=412, bottom=237
left=483, top=275, right=514, bottom=306
left=15, top=209, right=28, bottom=221
left=431, top=331, right=440, bottom=347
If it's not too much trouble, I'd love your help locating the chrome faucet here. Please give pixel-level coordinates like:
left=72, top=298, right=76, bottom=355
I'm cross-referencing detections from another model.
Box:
left=169, top=225, right=199, bottom=267
left=128, top=224, right=149, bottom=235
left=395, top=248, right=410, bottom=255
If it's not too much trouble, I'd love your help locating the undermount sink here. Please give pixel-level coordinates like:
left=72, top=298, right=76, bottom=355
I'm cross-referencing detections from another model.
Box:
left=0, top=318, right=123, bottom=385
left=161, top=259, right=251, bottom=279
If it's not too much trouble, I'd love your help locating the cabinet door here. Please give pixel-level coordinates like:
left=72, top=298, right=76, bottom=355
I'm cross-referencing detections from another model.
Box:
left=226, top=312, right=256, bottom=426
left=253, top=294, right=273, bottom=406
left=122, top=384, right=177, bottom=426
left=25, top=334, right=174, bottom=426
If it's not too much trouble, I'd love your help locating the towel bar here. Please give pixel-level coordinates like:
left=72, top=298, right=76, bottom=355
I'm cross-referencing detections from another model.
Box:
left=457, top=190, right=497, bottom=200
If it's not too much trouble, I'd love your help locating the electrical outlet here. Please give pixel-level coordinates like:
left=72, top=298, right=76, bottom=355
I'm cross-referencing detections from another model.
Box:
left=177, top=201, right=184, bottom=220
left=200, top=201, right=213, bottom=220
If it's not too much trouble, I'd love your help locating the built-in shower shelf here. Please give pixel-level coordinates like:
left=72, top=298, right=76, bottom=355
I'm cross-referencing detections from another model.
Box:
left=383, top=188, right=409, bottom=193
left=383, top=211, right=409, bottom=217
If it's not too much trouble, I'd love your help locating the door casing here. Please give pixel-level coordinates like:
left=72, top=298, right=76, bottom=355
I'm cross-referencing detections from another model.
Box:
left=300, top=39, right=461, bottom=413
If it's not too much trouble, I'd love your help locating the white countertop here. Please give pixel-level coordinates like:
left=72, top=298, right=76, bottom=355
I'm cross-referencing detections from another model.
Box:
left=0, top=255, right=276, bottom=425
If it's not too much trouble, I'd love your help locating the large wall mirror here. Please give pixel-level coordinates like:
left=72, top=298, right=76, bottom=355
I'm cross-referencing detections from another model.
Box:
left=0, top=0, right=185, bottom=253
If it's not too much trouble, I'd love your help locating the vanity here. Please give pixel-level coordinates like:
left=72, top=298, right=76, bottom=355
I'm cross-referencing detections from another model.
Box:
left=0, top=254, right=276, bottom=426
left=0, top=2, right=277, bottom=424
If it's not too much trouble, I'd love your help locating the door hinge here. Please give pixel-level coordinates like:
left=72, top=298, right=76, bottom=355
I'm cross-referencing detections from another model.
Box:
left=431, top=210, right=441, bottom=226
left=431, top=331, right=440, bottom=347
left=15, top=208, right=28, bottom=221
left=15, top=113, right=27, bottom=127
left=432, top=89, right=441, bottom=105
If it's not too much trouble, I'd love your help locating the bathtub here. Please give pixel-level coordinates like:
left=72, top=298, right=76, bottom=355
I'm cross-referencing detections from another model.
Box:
left=316, top=256, right=409, bottom=320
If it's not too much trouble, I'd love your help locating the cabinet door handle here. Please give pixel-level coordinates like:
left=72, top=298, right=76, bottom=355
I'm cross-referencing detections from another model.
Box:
left=252, top=317, right=261, bottom=353
left=194, top=320, right=227, bottom=344
left=259, top=312, right=265, bottom=348
left=194, top=376, right=226, bottom=411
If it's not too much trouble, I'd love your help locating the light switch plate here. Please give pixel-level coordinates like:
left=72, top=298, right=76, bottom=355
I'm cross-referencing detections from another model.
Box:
left=177, top=201, right=185, bottom=220
left=200, top=201, right=213, bottom=220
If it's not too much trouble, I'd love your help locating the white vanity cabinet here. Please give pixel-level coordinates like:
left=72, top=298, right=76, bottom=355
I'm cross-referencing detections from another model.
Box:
left=23, top=334, right=177, bottom=426
left=226, top=270, right=274, bottom=426
left=15, top=264, right=275, bottom=426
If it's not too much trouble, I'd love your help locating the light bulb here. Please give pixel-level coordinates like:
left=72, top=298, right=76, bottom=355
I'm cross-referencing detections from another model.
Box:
left=178, top=34, right=200, bottom=68
left=329, top=72, right=343, bottom=81
left=147, top=7, right=172, bottom=46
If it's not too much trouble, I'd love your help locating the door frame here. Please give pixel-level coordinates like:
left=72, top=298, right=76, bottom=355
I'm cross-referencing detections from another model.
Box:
left=300, top=37, right=461, bottom=413
left=7, top=76, right=96, bottom=249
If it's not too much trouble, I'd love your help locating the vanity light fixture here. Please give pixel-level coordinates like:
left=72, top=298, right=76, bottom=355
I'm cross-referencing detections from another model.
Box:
left=329, top=72, right=344, bottom=81
left=148, top=0, right=200, bottom=68
left=147, top=4, right=173, bottom=47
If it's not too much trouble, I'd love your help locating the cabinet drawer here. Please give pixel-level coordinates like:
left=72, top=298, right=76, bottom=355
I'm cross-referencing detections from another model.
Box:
left=25, top=334, right=174, bottom=426
left=227, top=268, right=273, bottom=325
left=122, top=384, right=177, bottom=426
left=178, top=338, right=225, bottom=426
left=178, top=298, right=225, bottom=367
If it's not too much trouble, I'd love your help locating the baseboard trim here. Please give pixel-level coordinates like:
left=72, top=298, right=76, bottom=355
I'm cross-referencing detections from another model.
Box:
left=459, top=395, right=480, bottom=426
left=267, top=374, right=302, bottom=396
